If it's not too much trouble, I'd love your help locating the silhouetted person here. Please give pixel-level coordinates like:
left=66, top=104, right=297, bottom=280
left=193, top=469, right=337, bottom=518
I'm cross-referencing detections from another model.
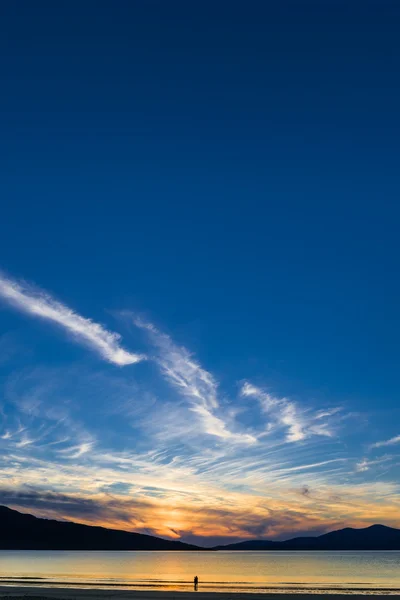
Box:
left=194, top=575, right=198, bottom=590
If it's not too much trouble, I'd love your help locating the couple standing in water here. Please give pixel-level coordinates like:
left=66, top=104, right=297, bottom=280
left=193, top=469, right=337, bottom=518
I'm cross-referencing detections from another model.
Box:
left=194, top=575, right=199, bottom=590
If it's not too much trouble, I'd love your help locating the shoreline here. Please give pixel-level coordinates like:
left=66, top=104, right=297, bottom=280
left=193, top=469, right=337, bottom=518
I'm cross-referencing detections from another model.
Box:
left=1, top=587, right=400, bottom=599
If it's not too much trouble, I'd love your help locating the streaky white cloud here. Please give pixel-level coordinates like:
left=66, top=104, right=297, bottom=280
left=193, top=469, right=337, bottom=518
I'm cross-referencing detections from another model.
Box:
left=241, top=382, right=278, bottom=411
left=57, top=441, right=94, bottom=459
left=371, top=434, right=400, bottom=448
left=135, top=319, right=256, bottom=444
left=272, top=458, right=346, bottom=474
left=15, top=435, right=34, bottom=448
left=355, top=456, right=393, bottom=472
left=314, top=408, right=342, bottom=419
left=192, top=405, right=256, bottom=444
left=0, top=424, right=26, bottom=441
left=135, top=319, right=218, bottom=410
left=241, top=382, right=335, bottom=442
left=0, top=274, right=143, bottom=366
left=280, top=402, right=306, bottom=442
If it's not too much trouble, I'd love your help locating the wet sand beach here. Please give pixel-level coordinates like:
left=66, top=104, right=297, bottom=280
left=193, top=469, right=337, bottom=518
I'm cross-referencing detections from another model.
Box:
left=1, top=587, right=399, bottom=600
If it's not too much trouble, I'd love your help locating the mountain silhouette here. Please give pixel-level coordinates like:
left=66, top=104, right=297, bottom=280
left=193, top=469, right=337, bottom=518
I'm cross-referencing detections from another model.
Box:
left=2, top=505, right=400, bottom=550
left=214, top=524, right=400, bottom=550
left=0, top=505, right=200, bottom=550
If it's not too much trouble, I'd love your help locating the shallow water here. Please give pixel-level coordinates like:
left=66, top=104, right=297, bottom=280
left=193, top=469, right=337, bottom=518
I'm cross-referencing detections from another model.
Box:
left=0, top=550, right=400, bottom=594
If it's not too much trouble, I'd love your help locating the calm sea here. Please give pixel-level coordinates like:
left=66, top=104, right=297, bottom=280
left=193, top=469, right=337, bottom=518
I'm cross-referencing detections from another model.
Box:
left=0, top=551, right=399, bottom=594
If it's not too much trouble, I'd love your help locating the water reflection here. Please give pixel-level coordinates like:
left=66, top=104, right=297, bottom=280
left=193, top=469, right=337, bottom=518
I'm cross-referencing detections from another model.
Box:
left=0, top=551, right=399, bottom=594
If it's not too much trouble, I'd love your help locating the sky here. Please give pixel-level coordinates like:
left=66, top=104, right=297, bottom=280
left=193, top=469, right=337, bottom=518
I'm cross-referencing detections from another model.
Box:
left=0, top=1, right=399, bottom=546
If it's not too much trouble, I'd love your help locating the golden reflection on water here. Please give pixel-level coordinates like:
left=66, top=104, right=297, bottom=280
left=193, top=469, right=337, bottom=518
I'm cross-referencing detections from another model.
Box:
left=1, top=551, right=400, bottom=593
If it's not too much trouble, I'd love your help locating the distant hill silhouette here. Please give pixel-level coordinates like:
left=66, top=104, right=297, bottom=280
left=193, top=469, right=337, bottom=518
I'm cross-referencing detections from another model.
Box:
left=0, top=505, right=200, bottom=550
left=214, top=524, right=400, bottom=550
left=2, top=505, right=400, bottom=550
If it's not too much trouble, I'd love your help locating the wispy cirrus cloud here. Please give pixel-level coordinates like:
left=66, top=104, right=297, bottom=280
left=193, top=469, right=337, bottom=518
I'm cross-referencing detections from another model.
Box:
left=1, top=458, right=399, bottom=544
left=134, top=319, right=256, bottom=444
left=191, top=405, right=255, bottom=444
left=0, top=274, right=143, bottom=366
left=134, top=319, right=218, bottom=410
left=371, top=434, right=400, bottom=448
left=57, top=441, right=94, bottom=459
left=0, top=372, right=398, bottom=544
left=241, top=382, right=337, bottom=442
left=1, top=275, right=398, bottom=542
left=355, top=456, right=393, bottom=472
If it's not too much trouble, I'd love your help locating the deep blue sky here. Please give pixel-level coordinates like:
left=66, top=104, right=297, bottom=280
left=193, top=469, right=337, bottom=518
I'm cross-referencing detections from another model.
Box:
left=0, top=1, right=399, bottom=541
